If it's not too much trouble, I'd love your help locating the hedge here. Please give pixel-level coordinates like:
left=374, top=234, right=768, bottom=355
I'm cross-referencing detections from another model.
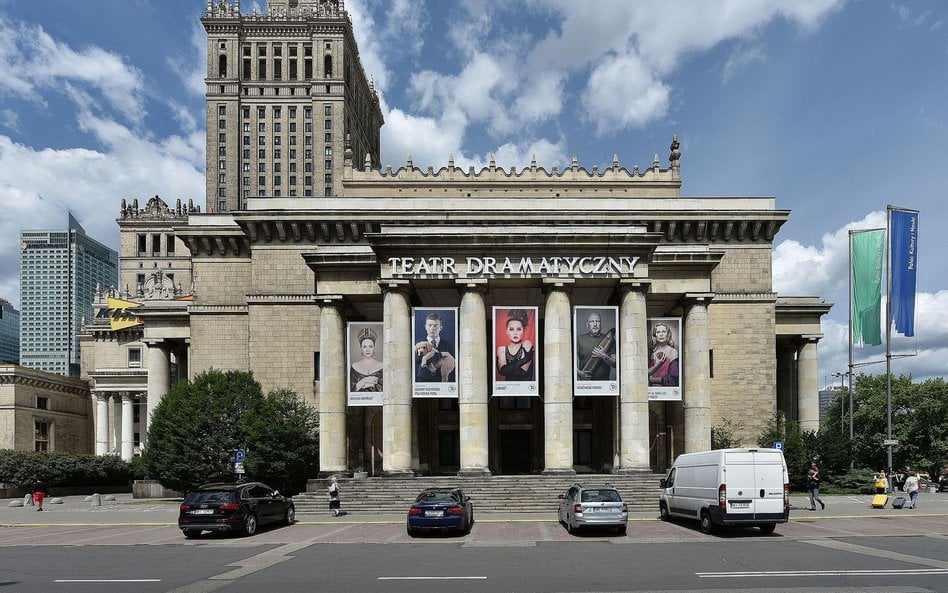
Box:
left=0, top=450, right=133, bottom=488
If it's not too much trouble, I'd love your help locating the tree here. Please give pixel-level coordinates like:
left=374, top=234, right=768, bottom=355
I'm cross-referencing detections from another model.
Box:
left=142, top=370, right=319, bottom=494
left=711, top=417, right=745, bottom=449
left=757, top=411, right=818, bottom=489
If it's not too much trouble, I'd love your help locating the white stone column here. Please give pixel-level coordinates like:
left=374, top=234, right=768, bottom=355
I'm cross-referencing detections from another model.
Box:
left=121, top=393, right=134, bottom=461
left=95, top=393, right=109, bottom=456
left=381, top=281, right=414, bottom=476
left=797, top=337, right=820, bottom=432
left=144, top=341, right=170, bottom=446
left=542, top=279, right=575, bottom=475
left=318, top=297, right=348, bottom=476
left=683, top=295, right=712, bottom=453
left=617, top=281, right=650, bottom=472
left=457, top=280, right=490, bottom=476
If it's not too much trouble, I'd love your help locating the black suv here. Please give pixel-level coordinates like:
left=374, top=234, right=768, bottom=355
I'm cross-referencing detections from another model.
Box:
left=178, top=482, right=295, bottom=538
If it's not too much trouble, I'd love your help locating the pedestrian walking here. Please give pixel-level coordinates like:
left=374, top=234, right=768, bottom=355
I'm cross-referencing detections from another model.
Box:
left=874, top=470, right=888, bottom=494
left=328, top=476, right=341, bottom=516
left=30, top=478, right=48, bottom=511
left=807, top=463, right=825, bottom=511
left=904, top=471, right=920, bottom=509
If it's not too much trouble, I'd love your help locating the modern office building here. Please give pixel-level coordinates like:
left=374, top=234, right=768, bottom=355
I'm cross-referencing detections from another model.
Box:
left=0, top=298, right=19, bottom=364
left=83, top=0, right=831, bottom=475
left=20, top=214, right=118, bottom=377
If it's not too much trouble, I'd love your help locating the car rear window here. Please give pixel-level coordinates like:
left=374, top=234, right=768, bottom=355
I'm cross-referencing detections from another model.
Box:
left=581, top=489, right=620, bottom=503
left=418, top=491, right=457, bottom=503
left=185, top=490, right=236, bottom=504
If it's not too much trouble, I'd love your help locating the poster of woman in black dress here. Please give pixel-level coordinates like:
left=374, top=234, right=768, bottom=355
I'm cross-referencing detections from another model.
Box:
left=492, top=306, right=539, bottom=396
left=347, top=322, right=384, bottom=406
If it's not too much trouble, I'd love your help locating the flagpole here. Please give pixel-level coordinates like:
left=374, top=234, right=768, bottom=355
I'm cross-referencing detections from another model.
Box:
left=847, top=231, right=855, bottom=461
left=885, top=206, right=893, bottom=475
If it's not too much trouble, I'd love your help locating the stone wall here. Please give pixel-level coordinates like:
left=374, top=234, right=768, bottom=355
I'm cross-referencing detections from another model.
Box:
left=248, top=300, right=320, bottom=406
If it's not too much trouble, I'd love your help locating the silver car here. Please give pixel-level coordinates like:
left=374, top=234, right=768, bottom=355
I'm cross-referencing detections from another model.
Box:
left=557, top=483, right=628, bottom=535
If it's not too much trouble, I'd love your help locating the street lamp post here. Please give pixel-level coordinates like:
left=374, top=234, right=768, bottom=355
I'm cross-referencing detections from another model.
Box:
left=832, top=371, right=849, bottom=434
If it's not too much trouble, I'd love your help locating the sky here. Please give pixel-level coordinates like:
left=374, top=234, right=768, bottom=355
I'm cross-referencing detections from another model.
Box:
left=0, top=0, right=946, bottom=388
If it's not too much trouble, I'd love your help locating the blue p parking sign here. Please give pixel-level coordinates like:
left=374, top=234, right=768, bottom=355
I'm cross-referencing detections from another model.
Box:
left=233, top=448, right=246, bottom=464
left=772, top=441, right=785, bottom=451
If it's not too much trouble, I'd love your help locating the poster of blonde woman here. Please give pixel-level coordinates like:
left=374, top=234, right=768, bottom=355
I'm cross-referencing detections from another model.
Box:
left=492, top=307, right=539, bottom=396
left=647, top=317, right=682, bottom=401
left=347, top=322, right=384, bottom=406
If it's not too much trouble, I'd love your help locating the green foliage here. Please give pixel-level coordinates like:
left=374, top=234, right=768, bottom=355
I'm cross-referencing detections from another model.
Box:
left=711, top=417, right=745, bottom=449
left=142, top=370, right=319, bottom=495
left=0, top=450, right=132, bottom=488
left=818, top=374, right=948, bottom=480
left=756, top=411, right=819, bottom=489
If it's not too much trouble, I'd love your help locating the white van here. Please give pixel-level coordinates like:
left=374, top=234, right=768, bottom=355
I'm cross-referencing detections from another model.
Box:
left=658, top=448, right=789, bottom=534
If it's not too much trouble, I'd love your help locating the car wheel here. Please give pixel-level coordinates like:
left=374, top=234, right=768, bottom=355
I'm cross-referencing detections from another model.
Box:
left=242, top=513, right=258, bottom=537
left=699, top=510, right=715, bottom=534
left=616, top=524, right=627, bottom=535
left=182, top=529, right=201, bottom=539
left=406, top=525, right=417, bottom=537
left=566, top=520, right=575, bottom=535
left=284, top=505, right=296, bottom=526
left=659, top=502, right=670, bottom=522
left=758, top=523, right=776, bottom=535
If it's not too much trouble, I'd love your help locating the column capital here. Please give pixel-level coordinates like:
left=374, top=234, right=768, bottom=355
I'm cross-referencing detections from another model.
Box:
left=681, top=292, right=714, bottom=307
left=797, top=334, right=823, bottom=345
left=317, top=294, right=348, bottom=309
left=378, top=278, right=412, bottom=296
left=455, top=278, right=488, bottom=295
left=617, top=279, right=650, bottom=294
left=541, top=277, right=575, bottom=294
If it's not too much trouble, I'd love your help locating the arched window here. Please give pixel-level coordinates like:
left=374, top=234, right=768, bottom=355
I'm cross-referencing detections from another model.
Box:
left=219, top=55, right=227, bottom=78
left=324, top=55, right=333, bottom=78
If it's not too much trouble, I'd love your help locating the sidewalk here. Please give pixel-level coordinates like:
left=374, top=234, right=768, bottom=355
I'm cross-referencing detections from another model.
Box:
left=2, top=492, right=945, bottom=527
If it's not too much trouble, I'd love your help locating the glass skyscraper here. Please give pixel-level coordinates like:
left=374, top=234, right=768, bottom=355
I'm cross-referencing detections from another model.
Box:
left=19, top=214, right=118, bottom=376
left=0, top=298, right=19, bottom=364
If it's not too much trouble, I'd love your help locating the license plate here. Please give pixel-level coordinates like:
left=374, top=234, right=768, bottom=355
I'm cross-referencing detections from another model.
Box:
left=191, top=509, right=215, bottom=515
left=587, top=507, right=615, bottom=513
left=730, top=502, right=750, bottom=509
left=425, top=510, right=444, bottom=517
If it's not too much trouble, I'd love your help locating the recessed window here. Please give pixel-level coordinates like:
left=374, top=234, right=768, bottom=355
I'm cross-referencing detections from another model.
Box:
left=128, top=348, right=142, bottom=368
left=36, top=396, right=48, bottom=410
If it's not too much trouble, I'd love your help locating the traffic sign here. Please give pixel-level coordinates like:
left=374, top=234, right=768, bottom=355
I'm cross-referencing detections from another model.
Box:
left=772, top=441, right=785, bottom=451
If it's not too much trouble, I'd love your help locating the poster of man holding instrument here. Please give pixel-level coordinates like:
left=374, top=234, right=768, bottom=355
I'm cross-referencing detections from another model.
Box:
left=573, top=306, right=619, bottom=395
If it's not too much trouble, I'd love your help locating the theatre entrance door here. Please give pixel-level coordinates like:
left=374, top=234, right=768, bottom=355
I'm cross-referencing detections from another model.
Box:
left=499, top=429, right=533, bottom=475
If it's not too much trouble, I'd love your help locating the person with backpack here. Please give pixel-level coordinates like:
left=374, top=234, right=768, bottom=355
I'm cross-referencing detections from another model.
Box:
left=807, top=463, right=825, bottom=511
left=30, top=478, right=48, bottom=512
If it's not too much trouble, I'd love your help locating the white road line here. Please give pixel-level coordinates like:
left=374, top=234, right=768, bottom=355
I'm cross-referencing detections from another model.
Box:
left=697, top=568, right=948, bottom=578
left=378, top=576, right=488, bottom=580
left=55, top=579, right=162, bottom=583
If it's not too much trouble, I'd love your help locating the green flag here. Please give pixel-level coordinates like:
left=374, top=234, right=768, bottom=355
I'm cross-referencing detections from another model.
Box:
left=850, top=229, right=885, bottom=347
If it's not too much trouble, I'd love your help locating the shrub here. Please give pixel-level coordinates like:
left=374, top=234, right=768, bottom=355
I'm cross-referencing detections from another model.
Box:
left=0, top=450, right=133, bottom=488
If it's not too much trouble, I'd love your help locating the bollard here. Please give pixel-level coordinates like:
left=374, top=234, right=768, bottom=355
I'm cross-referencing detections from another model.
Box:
left=91, top=493, right=102, bottom=506
left=24, top=493, right=34, bottom=506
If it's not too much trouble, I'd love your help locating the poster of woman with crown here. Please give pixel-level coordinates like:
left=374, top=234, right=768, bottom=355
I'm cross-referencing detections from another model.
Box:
left=347, top=322, right=384, bottom=406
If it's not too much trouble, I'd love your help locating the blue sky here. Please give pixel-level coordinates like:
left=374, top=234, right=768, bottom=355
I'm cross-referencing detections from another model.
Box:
left=1, top=0, right=946, bottom=387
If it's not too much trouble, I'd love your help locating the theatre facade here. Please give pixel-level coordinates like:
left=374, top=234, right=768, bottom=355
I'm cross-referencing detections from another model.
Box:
left=81, top=0, right=831, bottom=477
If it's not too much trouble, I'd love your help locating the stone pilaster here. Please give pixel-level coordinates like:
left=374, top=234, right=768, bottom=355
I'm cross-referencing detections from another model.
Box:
left=683, top=295, right=712, bottom=453
left=616, top=281, right=650, bottom=472
left=144, top=341, right=170, bottom=446
left=797, top=337, right=820, bottom=432
left=121, top=393, right=134, bottom=461
left=381, top=281, right=414, bottom=476
left=457, top=280, right=490, bottom=476
left=318, top=297, right=348, bottom=476
left=542, top=279, right=575, bottom=475
left=95, top=393, right=109, bottom=456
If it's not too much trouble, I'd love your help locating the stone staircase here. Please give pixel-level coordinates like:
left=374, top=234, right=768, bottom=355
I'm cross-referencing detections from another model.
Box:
left=291, top=473, right=665, bottom=515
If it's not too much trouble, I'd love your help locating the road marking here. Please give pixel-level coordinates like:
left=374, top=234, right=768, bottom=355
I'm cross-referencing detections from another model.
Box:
left=697, top=568, right=948, bottom=578
left=802, top=538, right=948, bottom=569
left=378, top=576, right=487, bottom=580
left=55, top=579, right=162, bottom=583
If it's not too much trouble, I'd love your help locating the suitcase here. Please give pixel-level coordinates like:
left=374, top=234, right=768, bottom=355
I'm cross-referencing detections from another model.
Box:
left=891, top=496, right=907, bottom=509
left=871, top=494, right=889, bottom=509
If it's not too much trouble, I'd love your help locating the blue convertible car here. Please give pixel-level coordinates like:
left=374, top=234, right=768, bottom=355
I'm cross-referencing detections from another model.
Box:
left=406, top=488, right=474, bottom=536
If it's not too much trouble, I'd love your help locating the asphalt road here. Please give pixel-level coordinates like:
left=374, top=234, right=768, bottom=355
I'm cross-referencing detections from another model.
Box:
left=1, top=492, right=947, bottom=593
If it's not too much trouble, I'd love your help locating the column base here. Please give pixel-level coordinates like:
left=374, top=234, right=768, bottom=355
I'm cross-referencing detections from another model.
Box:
left=381, top=470, right=416, bottom=478
left=457, top=468, right=492, bottom=478
left=541, top=468, right=577, bottom=476
left=612, top=466, right=655, bottom=475
left=317, top=470, right=353, bottom=479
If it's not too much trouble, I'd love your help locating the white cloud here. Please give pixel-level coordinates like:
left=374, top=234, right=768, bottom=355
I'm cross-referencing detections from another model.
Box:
left=0, top=17, right=147, bottom=126
left=722, top=44, right=769, bottom=83
left=581, top=53, right=670, bottom=134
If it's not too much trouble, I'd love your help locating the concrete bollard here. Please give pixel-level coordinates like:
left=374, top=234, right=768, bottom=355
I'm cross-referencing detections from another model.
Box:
left=91, top=493, right=102, bottom=506
left=8, top=499, right=24, bottom=507
left=23, top=494, right=34, bottom=506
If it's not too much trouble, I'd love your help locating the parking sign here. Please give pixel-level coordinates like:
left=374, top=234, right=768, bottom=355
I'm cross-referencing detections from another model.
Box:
left=772, top=441, right=785, bottom=451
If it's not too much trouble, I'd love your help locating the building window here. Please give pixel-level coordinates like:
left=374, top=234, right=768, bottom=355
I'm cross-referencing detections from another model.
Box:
left=243, top=149, right=250, bottom=159
left=137, top=234, right=146, bottom=256
left=36, top=396, right=48, bottom=410
left=219, top=173, right=226, bottom=183
left=219, top=133, right=226, bottom=143
left=324, top=104, right=332, bottom=115
left=325, top=133, right=332, bottom=142
left=304, top=108, right=312, bottom=119
left=218, top=187, right=226, bottom=197
left=325, top=159, right=332, bottom=170
left=258, top=107, right=265, bottom=118
left=151, top=234, right=161, bottom=255
left=290, top=107, right=297, bottom=118
left=258, top=122, right=266, bottom=132
left=166, top=234, right=175, bottom=255
left=274, top=176, right=282, bottom=186
left=219, top=160, right=227, bottom=169
left=258, top=163, right=266, bottom=172
left=128, top=347, right=142, bottom=368
left=218, top=105, right=226, bottom=115
left=325, top=119, right=332, bottom=129
left=243, top=163, right=251, bottom=172
left=274, top=149, right=282, bottom=159
left=243, top=107, right=250, bottom=119
left=35, top=420, right=49, bottom=452
left=258, top=149, right=266, bottom=158
left=274, top=163, right=281, bottom=172
left=258, top=136, right=265, bottom=145
left=218, top=146, right=226, bottom=156
left=324, top=186, right=332, bottom=196
left=258, top=176, right=266, bottom=185
left=324, top=174, right=332, bottom=184
left=218, top=119, right=226, bottom=129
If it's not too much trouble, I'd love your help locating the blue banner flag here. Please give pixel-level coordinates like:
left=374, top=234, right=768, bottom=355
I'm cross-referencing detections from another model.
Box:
left=890, top=208, right=918, bottom=337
